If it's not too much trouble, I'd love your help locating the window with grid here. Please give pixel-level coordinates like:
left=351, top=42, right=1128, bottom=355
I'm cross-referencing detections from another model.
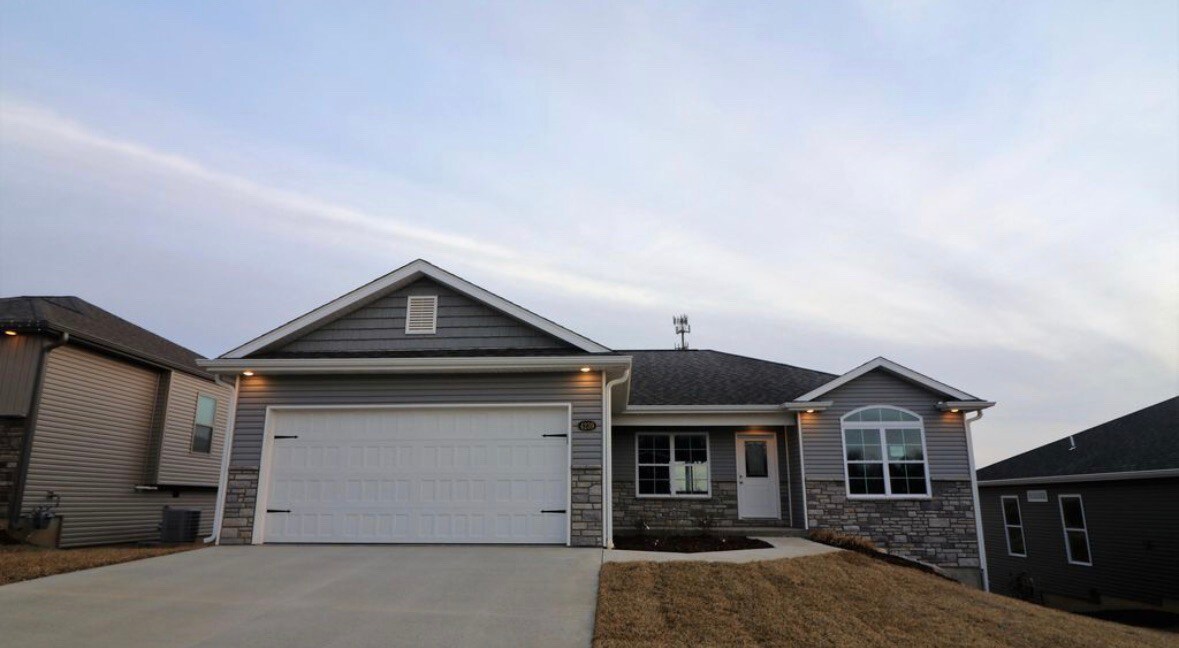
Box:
left=636, top=433, right=709, bottom=497
left=841, top=407, right=929, bottom=497
left=1002, top=496, right=1027, bottom=557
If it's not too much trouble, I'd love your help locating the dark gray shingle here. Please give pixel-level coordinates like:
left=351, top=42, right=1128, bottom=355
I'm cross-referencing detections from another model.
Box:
left=623, top=349, right=837, bottom=405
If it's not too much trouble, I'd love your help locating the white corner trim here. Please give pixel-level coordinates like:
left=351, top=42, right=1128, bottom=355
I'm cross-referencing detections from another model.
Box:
left=221, top=259, right=611, bottom=358
left=977, top=467, right=1179, bottom=486
left=794, top=357, right=980, bottom=402
left=198, top=355, right=631, bottom=375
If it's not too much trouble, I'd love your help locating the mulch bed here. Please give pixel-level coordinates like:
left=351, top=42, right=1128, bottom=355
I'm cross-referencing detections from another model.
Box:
left=613, top=534, right=772, bottom=553
left=0, top=543, right=202, bottom=586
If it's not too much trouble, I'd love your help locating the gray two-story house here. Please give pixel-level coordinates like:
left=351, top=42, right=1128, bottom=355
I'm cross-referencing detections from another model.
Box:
left=199, top=259, right=995, bottom=587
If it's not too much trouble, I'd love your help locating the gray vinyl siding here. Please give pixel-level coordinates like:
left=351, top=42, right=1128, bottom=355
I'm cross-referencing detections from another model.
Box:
left=612, top=425, right=793, bottom=522
left=980, top=479, right=1179, bottom=606
left=230, top=371, right=604, bottom=468
left=0, top=332, right=44, bottom=417
left=22, top=345, right=215, bottom=547
left=155, top=372, right=233, bottom=487
left=268, top=278, right=575, bottom=355
left=800, top=369, right=972, bottom=480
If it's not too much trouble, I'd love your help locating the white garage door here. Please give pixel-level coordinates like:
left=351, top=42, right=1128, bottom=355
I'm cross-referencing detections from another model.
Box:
left=259, top=405, right=569, bottom=544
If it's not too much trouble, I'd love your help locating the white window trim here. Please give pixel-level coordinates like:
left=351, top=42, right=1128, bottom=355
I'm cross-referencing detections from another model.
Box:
left=634, top=432, right=712, bottom=499
left=190, top=393, right=218, bottom=455
left=404, top=295, right=438, bottom=335
left=839, top=405, right=932, bottom=500
left=1059, top=494, right=1092, bottom=566
left=1001, top=495, right=1027, bottom=557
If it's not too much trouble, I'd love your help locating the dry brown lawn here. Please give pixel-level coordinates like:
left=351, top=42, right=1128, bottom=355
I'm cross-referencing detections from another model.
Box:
left=595, top=550, right=1173, bottom=647
left=0, top=543, right=201, bottom=586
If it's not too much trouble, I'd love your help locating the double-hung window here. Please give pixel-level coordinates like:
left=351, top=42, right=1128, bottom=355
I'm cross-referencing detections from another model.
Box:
left=1002, top=495, right=1026, bottom=557
left=191, top=395, right=217, bottom=454
left=636, top=433, right=710, bottom=497
left=841, top=406, right=930, bottom=497
left=1059, top=495, right=1092, bottom=565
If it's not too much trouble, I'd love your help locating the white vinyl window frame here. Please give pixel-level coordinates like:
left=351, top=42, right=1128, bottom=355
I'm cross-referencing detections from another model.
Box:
left=634, top=432, right=712, bottom=499
left=190, top=394, right=218, bottom=454
left=1058, top=494, right=1092, bottom=566
left=1001, top=495, right=1027, bottom=557
left=404, top=295, right=438, bottom=334
left=840, top=405, right=932, bottom=500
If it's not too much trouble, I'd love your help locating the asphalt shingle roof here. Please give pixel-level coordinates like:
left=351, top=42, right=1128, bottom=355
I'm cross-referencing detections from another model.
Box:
left=0, top=296, right=210, bottom=378
left=977, top=396, right=1179, bottom=481
left=622, top=349, right=837, bottom=406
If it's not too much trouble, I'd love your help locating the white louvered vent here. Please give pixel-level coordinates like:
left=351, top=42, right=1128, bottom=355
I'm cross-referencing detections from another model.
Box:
left=405, top=295, right=438, bottom=334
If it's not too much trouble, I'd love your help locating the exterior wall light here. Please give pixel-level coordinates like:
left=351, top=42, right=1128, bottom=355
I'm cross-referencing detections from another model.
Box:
left=805, top=409, right=815, bottom=413
left=3, top=330, right=16, bottom=336
left=950, top=408, right=960, bottom=413
left=242, top=370, right=255, bottom=376
left=580, top=366, right=592, bottom=373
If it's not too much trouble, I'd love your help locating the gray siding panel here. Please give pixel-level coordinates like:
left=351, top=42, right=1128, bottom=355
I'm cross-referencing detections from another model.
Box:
left=231, top=371, right=604, bottom=468
left=156, top=372, right=233, bottom=487
left=270, top=278, right=574, bottom=355
left=22, top=345, right=215, bottom=547
left=800, top=369, right=972, bottom=480
left=981, top=479, right=1179, bottom=606
left=0, top=333, right=44, bottom=417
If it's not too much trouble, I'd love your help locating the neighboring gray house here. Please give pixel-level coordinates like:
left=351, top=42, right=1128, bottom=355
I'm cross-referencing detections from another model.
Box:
left=0, top=297, right=233, bottom=547
left=978, top=397, right=1178, bottom=613
left=200, top=259, right=994, bottom=587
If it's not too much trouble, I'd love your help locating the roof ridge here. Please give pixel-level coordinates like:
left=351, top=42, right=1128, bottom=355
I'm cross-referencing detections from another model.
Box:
left=621, top=348, right=836, bottom=377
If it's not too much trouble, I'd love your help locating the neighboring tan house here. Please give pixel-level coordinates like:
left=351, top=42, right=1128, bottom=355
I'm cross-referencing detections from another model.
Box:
left=977, top=397, right=1178, bottom=613
left=199, top=259, right=995, bottom=587
left=0, top=297, right=233, bottom=547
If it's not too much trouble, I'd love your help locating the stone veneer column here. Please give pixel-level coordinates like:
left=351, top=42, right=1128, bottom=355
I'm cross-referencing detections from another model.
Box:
left=218, top=466, right=259, bottom=545
left=570, top=467, right=603, bottom=547
left=806, top=479, right=981, bottom=572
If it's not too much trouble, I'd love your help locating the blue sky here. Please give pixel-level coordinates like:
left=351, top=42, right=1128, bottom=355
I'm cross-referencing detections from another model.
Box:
left=1, top=1, right=1176, bottom=466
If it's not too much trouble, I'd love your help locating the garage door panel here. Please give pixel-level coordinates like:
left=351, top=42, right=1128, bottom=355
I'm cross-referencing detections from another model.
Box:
left=262, top=406, right=568, bottom=544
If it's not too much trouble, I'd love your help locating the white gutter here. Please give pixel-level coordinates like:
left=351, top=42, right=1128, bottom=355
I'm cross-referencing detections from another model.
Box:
left=622, top=404, right=783, bottom=414
left=204, top=374, right=241, bottom=544
left=198, top=355, right=631, bottom=375
left=977, top=468, right=1179, bottom=486
left=938, top=400, right=997, bottom=412
left=602, top=367, right=631, bottom=549
left=781, top=400, right=834, bottom=412
left=964, top=409, right=989, bottom=591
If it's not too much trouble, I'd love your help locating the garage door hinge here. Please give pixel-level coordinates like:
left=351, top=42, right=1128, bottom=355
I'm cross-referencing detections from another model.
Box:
left=541, top=509, right=566, bottom=514
left=267, top=509, right=291, bottom=513
left=542, top=433, right=568, bottom=438
left=274, top=435, right=299, bottom=439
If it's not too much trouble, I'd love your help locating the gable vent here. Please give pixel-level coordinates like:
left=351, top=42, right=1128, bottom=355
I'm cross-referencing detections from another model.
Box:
left=405, top=295, right=438, bottom=334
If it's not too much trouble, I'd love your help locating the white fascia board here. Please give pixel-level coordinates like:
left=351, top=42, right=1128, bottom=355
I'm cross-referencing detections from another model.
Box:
left=198, top=355, right=632, bottom=375
left=977, top=468, right=1179, bottom=487
left=222, top=259, right=611, bottom=358
left=937, top=400, right=997, bottom=412
left=614, top=411, right=793, bottom=427
left=622, top=404, right=784, bottom=414
left=781, top=400, right=833, bottom=412
left=794, top=357, right=979, bottom=402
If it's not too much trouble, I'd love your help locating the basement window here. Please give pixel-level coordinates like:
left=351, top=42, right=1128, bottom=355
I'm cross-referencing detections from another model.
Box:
left=636, top=433, right=710, bottom=498
left=405, top=295, right=438, bottom=334
left=191, top=395, right=216, bottom=454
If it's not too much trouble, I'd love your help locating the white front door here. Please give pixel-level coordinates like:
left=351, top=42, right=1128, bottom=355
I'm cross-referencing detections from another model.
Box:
left=258, top=405, right=570, bottom=544
left=736, top=433, right=781, bottom=519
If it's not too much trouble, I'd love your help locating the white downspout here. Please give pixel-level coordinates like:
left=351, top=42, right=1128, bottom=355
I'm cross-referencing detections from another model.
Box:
left=204, top=374, right=240, bottom=544
left=603, top=367, right=631, bottom=549
left=964, top=409, right=989, bottom=591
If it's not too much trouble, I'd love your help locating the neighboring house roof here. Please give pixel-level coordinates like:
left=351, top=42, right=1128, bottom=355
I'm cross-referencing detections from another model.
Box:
left=0, top=296, right=211, bottom=379
left=977, top=396, right=1179, bottom=483
left=222, top=259, right=611, bottom=358
left=623, top=350, right=837, bottom=406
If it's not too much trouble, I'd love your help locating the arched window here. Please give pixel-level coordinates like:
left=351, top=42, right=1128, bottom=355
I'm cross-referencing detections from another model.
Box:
left=841, top=406, right=930, bottom=498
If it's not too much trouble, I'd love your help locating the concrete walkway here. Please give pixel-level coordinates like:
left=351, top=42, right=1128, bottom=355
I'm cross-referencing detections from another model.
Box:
left=603, top=536, right=841, bottom=564
left=0, top=545, right=601, bottom=648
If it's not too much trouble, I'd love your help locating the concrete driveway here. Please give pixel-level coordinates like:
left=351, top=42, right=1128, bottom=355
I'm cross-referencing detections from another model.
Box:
left=0, top=545, right=602, bottom=648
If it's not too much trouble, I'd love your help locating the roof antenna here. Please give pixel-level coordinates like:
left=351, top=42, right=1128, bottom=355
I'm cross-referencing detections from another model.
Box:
left=1068, top=435, right=1076, bottom=451
left=673, top=314, right=691, bottom=350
